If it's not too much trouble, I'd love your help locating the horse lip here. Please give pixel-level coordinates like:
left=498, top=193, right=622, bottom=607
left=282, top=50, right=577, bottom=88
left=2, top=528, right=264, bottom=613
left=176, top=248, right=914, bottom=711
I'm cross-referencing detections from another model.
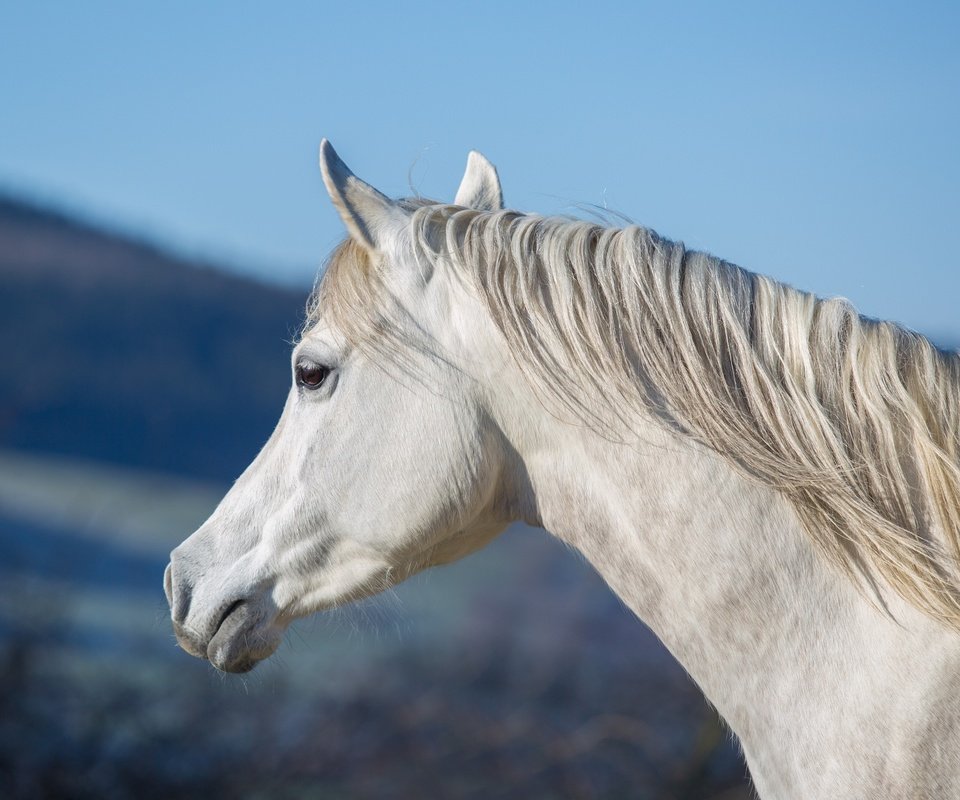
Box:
left=206, top=599, right=277, bottom=673
left=172, top=619, right=207, bottom=659
left=206, top=600, right=249, bottom=664
left=171, top=599, right=254, bottom=667
left=213, top=599, right=245, bottom=637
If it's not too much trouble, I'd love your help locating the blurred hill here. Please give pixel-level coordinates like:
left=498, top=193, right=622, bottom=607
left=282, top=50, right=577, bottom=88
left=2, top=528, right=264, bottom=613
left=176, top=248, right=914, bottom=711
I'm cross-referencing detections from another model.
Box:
left=0, top=193, right=307, bottom=480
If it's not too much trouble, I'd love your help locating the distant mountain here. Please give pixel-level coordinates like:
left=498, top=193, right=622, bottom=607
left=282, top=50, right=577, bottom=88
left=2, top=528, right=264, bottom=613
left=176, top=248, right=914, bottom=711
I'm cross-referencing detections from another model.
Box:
left=0, top=193, right=309, bottom=481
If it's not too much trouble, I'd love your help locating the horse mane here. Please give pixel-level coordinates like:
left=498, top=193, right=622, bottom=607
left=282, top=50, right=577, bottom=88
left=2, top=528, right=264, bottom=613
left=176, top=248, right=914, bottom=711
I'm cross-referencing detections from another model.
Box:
left=311, top=204, right=960, bottom=628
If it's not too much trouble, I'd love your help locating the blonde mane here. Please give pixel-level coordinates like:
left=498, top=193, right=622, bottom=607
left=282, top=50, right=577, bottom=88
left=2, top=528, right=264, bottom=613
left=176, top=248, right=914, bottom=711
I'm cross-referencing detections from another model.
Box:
left=312, top=205, right=960, bottom=628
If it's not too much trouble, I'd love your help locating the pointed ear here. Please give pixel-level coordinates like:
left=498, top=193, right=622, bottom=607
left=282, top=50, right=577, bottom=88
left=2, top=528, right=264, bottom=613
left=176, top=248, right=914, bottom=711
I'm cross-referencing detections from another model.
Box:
left=454, top=151, right=503, bottom=211
left=319, top=139, right=406, bottom=250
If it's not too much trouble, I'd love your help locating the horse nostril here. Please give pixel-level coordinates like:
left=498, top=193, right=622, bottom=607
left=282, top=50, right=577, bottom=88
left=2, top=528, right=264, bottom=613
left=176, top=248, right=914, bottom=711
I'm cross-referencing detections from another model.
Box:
left=163, top=563, right=173, bottom=607
left=166, top=560, right=194, bottom=624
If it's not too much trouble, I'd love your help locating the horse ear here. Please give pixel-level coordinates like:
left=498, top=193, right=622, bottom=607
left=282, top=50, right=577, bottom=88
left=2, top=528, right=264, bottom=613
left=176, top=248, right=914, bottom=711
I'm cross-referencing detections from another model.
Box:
left=454, top=151, right=503, bottom=211
left=319, top=139, right=406, bottom=251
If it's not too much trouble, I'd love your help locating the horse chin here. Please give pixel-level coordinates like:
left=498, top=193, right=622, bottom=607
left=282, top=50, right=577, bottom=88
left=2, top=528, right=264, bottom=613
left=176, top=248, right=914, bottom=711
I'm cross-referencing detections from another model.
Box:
left=205, top=600, right=284, bottom=674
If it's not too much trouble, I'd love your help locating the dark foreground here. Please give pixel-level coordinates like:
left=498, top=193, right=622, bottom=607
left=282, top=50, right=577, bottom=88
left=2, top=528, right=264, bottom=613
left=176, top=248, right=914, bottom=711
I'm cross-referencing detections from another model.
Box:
left=0, top=457, right=750, bottom=800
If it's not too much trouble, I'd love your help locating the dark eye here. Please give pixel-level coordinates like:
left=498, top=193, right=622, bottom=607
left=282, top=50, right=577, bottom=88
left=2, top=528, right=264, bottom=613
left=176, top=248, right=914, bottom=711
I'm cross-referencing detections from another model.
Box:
left=296, top=363, right=330, bottom=390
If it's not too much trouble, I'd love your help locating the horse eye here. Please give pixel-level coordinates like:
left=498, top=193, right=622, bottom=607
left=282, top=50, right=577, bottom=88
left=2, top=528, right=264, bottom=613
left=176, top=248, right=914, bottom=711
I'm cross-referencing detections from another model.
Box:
left=296, top=363, right=330, bottom=390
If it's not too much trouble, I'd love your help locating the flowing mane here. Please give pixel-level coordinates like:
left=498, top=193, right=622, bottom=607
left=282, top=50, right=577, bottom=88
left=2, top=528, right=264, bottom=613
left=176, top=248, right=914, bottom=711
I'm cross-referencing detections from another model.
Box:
left=312, top=205, right=960, bottom=628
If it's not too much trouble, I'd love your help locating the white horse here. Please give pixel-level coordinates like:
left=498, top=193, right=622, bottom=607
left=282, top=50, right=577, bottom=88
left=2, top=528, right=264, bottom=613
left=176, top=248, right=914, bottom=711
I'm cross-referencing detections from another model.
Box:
left=166, top=141, right=960, bottom=798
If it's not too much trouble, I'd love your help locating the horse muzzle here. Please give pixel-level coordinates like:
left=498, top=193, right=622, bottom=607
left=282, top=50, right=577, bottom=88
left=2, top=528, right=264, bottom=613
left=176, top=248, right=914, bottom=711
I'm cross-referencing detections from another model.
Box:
left=164, top=555, right=283, bottom=673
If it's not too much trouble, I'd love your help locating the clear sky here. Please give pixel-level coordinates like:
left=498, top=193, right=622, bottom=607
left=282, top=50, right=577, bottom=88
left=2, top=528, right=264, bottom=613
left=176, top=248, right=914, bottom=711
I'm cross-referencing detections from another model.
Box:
left=2, top=2, right=958, bottom=338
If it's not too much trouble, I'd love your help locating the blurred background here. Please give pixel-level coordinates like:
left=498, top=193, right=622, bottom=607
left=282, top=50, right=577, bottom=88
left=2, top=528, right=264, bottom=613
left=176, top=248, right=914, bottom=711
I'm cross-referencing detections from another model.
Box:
left=1, top=2, right=958, bottom=798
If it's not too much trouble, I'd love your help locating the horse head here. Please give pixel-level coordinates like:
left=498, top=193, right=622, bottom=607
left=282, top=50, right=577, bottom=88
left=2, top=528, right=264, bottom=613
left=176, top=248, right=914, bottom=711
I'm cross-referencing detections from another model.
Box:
left=165, top=142, right=525, bottom=672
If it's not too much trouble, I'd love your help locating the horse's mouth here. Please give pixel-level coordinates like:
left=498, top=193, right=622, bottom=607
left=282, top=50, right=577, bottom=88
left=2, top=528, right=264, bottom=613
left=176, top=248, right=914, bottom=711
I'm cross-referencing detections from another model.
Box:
left=213, top=599, right=286, bottom=673
left=172, top=598, right=283, bottom=674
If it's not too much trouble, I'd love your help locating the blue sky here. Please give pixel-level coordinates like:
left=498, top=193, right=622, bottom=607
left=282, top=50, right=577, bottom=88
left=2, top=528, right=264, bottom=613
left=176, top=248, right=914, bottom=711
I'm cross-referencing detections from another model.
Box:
left=2, top=2, right=958, bottom=337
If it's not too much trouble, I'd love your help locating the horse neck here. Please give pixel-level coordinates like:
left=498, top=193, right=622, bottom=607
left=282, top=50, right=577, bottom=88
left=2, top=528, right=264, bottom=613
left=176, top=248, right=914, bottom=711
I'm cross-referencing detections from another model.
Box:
left=500, top=397, right=958, bottom=795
